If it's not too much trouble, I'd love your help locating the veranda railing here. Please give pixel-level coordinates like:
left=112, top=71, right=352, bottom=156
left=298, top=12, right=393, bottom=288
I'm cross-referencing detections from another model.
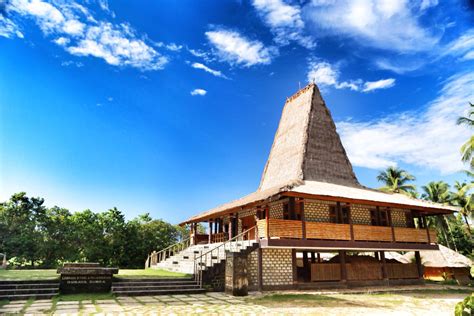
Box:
left=193, top=226, right=257, bottom=287
left=146, top=237, right=191, bottom=268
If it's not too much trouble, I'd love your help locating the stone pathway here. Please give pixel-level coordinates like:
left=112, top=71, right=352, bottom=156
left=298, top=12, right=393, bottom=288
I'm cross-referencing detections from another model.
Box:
left=0, top=288, right=468, bottom=315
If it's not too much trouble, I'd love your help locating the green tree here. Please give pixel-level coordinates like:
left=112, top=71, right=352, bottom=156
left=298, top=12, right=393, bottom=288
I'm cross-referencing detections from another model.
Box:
left=421, top=181, right=457, bottom=250
left=457, top=102, right=474, bottom=169
left=0, top=193, right=46, bottom=266
left=450, top=181, right=472, bottom=233
left=376, top=166, right=417, bottom=195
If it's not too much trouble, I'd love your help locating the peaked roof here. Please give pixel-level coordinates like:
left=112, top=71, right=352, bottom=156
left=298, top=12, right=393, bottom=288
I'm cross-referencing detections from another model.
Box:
left=259, top=84, right=360, bottom=191
left=180, top=84, right=457, bottom=225
left=401, top=245, right=472, bottom=268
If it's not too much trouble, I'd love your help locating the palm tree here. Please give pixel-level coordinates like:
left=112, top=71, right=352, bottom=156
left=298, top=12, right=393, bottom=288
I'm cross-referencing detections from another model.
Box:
left=450, top=181, right=472, bottom=233
left=421, top=181, right=457, bottom=250
left=457, top=102, right=474, bottom=168
left=377, top=166, right=417, bottom=195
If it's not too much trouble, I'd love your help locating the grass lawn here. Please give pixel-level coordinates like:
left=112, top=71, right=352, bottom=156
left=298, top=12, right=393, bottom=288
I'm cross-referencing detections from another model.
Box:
left=116, top=268, right=190, bottom=279
left=0, top=268, right=188, bottom=280
left=0, top=269, right=59, bottom=280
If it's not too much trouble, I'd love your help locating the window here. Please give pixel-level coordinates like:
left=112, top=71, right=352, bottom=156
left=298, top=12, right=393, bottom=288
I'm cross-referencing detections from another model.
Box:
left=341, top=206, right=350, bottom=224
left=283, top=203, right=289, bottom=220
left=329, top=205, right=349, bottom=224
left=370, top=209, right=390, bottom=226
left=329, top=206, right=337, bottom=223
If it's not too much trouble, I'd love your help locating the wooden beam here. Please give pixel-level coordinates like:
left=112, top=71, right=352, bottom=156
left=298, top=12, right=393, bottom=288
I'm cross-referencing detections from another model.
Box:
left=303, top=251, right=309, bottom=281
left=339, top=250, right=347, bottom=281
left=424, top=216, right=431, bottom=244
left=265, top=207, right=270, bottom=239
left=260, top=238, right=439, bottom=251
left=348, top=205, right=354, bottom=241
left=301, top=201, right=306, bottom=240
left=380, top=251, right=388, bottom=280
left=388, top=208, right=396, bottom=242
left=282, top=191, right=453, bottom=214
left=415, top=251, right=423, bottom=279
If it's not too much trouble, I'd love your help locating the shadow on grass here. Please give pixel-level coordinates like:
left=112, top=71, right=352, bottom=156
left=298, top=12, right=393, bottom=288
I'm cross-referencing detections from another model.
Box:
left=248, top=293, right=383, bottom=308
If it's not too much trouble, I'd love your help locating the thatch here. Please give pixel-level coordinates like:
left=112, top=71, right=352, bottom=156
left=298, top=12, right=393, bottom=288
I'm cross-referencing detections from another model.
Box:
left=259, top=84, right=359, bottom=191
left=402, top=245, right=472, bottom=268
left=180, top=84, right=457, bottom=225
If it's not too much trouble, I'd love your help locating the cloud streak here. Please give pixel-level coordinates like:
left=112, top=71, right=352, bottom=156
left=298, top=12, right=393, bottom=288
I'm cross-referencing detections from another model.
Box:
left=190, top=89, right=207, bottom=96
left=307, top=60, right=395, bottom=93
left=206, top=28, right=276, bottom=67
left=191, top=62, right=228, bottom=79
left=337, top=72, right=474, bottom=174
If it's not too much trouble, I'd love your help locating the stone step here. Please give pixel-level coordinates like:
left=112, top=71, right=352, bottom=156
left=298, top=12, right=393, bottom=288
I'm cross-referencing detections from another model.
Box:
left=113, top=288, right=206, bottom=296
left=0, top=292, right=58, bottom=301
left=112, top=284, right=200, bottom=291
left=0, top=279, right=59, bottom=285
left=0, top=288, right=59, bottom=295
left=0, top=283, right=60, bottom=289
left=113, top=280, right=197, bottom=286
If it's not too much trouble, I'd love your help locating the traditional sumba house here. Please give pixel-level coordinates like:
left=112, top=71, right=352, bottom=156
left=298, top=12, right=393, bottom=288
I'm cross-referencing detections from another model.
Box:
left=172, top=83, right=457, bottom=290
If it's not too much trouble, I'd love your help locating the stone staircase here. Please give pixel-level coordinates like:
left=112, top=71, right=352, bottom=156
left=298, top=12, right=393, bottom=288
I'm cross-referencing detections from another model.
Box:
left=112, top=278, right=205, bottom=296
left=0, top=280, right=59, bottom=300
left=154, top=240, right=257, bottom=274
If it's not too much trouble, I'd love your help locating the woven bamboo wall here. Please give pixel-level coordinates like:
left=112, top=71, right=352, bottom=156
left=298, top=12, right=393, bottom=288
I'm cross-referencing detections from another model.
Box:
left=304, top=199, right=333, bottom=222
left=391, top=208, right=408, bottom=227
left=351, top=204, right=372, bottom=225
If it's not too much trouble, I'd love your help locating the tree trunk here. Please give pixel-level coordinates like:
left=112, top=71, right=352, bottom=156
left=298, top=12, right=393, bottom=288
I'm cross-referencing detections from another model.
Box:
left=462, top=214, right=472, bottom=235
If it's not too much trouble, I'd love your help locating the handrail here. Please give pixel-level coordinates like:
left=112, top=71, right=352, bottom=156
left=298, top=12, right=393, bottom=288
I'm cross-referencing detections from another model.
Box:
left=146, top=237, right=191, bottom=268
left=193, top=225, right=257, bottom=287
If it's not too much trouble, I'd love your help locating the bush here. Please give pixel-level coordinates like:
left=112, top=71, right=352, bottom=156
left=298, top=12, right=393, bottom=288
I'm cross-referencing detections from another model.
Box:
left=455, top=294, right=473, bottom=316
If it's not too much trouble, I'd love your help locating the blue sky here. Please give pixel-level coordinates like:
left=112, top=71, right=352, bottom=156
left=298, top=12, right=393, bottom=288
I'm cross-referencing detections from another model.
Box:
left=1, top=0, right=473, bottom=224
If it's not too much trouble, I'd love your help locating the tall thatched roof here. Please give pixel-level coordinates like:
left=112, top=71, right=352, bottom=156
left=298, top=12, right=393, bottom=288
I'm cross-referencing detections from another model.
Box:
left=259, top=84, right=359, bottom=191
left=402, top=245, right=472, bottom=268
left=181, top=84, right=457, bottom=225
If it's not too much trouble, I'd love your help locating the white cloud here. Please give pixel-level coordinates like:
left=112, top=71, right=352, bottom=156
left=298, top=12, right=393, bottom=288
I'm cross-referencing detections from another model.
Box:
left=304, top=0, right=440, bottom=52
left=206, top=28, right=276, bottom=67
left=6, top=0, right=169, bottom=71
left=0, top=15, right=24, bottom=38
left=444, top=30, right=474, bottom=61
left=252, top=0, right=315, bottom=49
left=362, top=78, right=395, bottom=92
left=307, top=60, right=394, bottom=93
left=190, top=89, right=207, bottom=96
left=66, top=22, right=168, bottom=70
left=337, top=72, right=474, bottom=174
left=165, top=43, right=182, bottom=51
left=191, top=62, right=228, bottom=79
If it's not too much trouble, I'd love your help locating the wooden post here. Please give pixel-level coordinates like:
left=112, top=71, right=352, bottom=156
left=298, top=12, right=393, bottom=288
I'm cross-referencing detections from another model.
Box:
left=292, top=249, right=297, bottom=284
left=303, top=251, right=309, bottom=281
left=380, top=251, right=388, bottom=281
left=311, top=252, right=316, bottom=263
left=265, top=207, right=270, bottom=239
left=228, top=213, right=233, bottom=240
left=388, top=208, right=396, bottom=242
left=339, top=251, right=347, bottom=282
left=424, top=216, right=431, bottom=244
left=415, top=251, right=423, bottom=279
left=317, top=252, right=321, bottom=263
left=301, top=200, right=306, bottom=240
left=258, top=247, right=263, bottom=291
left=208, top=220, right=213, bottom=244
left=348, top=205, right=354, bottom=241
left=336, top=202, right=341, bottom=223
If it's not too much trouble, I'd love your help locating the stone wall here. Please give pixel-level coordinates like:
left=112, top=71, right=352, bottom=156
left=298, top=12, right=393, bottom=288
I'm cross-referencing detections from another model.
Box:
left=262, top=248, right=293, bottom=288
left=246, top=249, right=259, bottom=290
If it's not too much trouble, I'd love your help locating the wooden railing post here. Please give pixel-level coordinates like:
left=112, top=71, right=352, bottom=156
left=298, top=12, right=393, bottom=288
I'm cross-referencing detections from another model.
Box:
left=348, top=205, right=354, bottom=241
left=208, top=220, right=213, bottom=244
left=388, top=208, right=396, bottom=242
left=265, top=207, right=270, bottom=239
left=301, top=200, right=306, bottom=240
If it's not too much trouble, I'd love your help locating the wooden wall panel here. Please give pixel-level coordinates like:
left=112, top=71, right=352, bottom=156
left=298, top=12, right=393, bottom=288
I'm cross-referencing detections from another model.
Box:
left=353, top=225, right=392, bottom=242
left=306, top=222, right=351, bottom=240
left=347, top=263, right=382, bottom=280
left=386, top=263, right=419, bottom=279
left=310, top=264, right=341, bottom=281
left=394, top=227, right=428, bottom=243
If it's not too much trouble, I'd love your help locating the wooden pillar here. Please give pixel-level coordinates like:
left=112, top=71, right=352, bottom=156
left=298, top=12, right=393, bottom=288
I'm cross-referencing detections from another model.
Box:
left=258, top=247, right=263, bottom=291
left=208, top=220, right=213, bottom=244
left=311, top=252, right=316, bottom=264
left=301, top=200, right=306, bottom=240
left=228, top=214, right=233, bottom=240
left=374, top=251, right=380, bottom=261
left=289, top=197, right=296, bottom=219
left=317, top=252, right=321, bottom=263
left=336, top=202, right=342, bottom=223
left=339, top=251, right=347, bottom=282
left=348, top=205, right=354, bottom=241
left=265, top=207, right=270, bottom=239
left=424, top=216, right=431, bottom=244
left=303, top=251, right=309, bottom=281
left=380, top=251, right=388, bottom=280
left=388, top=208, right=396, bottom=242
left=415, top=251, right=423, bottom=279
left=291, top=249, right=297, bottom=284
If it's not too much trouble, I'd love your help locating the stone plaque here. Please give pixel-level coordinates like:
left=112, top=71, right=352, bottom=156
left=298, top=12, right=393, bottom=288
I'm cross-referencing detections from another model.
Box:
left=57, top=263, right=118, bottom=294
